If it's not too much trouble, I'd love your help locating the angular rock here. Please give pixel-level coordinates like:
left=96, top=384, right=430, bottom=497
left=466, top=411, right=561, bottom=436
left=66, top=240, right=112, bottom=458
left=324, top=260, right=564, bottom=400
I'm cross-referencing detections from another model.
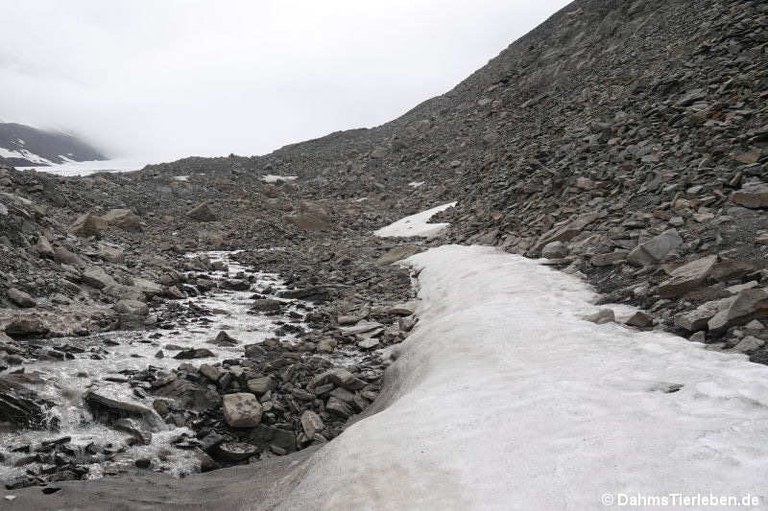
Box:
left=154, top=378, right=221, bottom=411
left=541, top=241, right=568, bottom=259
left=215, top=442, right=258, bottom=462
left=674, top=297, right=735, bottom=332
left=246, top=376, right=274, bottom=396
left=708, top=289, right=768, bottom=333
left=186, top=202, right=218, bottom=222
left=5, top=315, right=49, bottom=337
left=251, top=299, right=283, bottom=312
left=658, top=255, right=718, bottom=298
left=309, top=368, right=366, bottom=391
left=535, top=212, right=601, bottom=251
left=731, top=182, right=768, bottom=209
left=173, top=348, right=214, bottom=359
left=81, top=266, right=117, bottom=289
left=300, top=410, right=325, bottom=439
left=209, top=330, right=239, bottom=347
left=69, top=213, right=108, bottom=238
left=627, top=229, right=683, bottom=266
left=84, top=388, right=165, bottom=431
left=100, top=209, right=143, bottom=232
left=625, top=311, right=654, bottom=329
left=222, top=393, right=262, bottom=428
left=114, top=299, right=149, bottom=317
left=733, top=336, right=765, bottom=353
left=7, top=288, right=36, bottom=308
left=35, top=236, right=54, bottom=259
left=585, top=309, right=615, bottom=325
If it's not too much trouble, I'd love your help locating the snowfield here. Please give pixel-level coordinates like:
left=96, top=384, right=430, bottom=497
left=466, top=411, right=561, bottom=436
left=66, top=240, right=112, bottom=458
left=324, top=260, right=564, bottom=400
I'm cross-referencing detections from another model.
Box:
left=373, top=202, right=456, bottom=238
left=275, top=245, right=768, bottom=510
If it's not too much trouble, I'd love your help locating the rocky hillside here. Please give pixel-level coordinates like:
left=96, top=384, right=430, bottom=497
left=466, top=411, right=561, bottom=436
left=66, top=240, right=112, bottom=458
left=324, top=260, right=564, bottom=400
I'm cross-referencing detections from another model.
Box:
left=137, top=0, right=768, bottom=360
left=0, top=0, right=767, bottom=497
left=0, top=122, right=106, bottom=167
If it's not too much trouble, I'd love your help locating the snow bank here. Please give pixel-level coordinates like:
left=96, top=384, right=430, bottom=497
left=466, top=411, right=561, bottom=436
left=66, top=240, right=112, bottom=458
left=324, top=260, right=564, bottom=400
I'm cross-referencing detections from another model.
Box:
left=17, top=158, right=150, bottom=176
left=276, top=245, right=768, bottom=510
left=374, top=202, right=456, bottom=238
left=262, top=174, right=298, bottom=183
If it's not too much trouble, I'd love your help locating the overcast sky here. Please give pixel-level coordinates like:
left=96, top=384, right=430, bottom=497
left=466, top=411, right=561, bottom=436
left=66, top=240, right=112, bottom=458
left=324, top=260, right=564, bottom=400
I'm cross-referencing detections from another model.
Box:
left=0, top=0, right=570, bottom=163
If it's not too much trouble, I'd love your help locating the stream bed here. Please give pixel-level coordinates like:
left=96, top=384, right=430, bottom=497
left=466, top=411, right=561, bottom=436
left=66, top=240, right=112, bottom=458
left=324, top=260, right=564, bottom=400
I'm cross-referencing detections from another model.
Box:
left=0, top=251, right=315, bottom=486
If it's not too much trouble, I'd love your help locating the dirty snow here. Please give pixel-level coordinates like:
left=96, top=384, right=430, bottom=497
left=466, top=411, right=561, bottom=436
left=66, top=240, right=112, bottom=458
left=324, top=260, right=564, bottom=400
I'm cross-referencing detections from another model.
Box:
left=276, top=245, right=768, bottom=510
left=16, top=158, right=150, bottom=176
left=262, top=174, right=298, bottom=183
left=373, top=201, right=456, bottom=238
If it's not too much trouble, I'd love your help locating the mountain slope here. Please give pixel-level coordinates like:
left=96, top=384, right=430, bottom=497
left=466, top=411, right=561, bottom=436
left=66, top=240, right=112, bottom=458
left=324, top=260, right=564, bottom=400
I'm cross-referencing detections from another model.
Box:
left=0, top=122, right=106, bottom=166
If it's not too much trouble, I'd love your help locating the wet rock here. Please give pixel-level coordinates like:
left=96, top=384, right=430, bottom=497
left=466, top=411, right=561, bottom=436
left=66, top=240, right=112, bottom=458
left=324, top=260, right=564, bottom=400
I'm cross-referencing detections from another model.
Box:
left=222, top=393, right=263, bottom=428
left=208, top=330, right=239, bottom=347
left=114, top=418, right=153, bottom=445
left=340, top=321, right=383, bottom=336
left=84, top=388, right=165, bottom=432
left=658, top=255, right=718, bottom=298
left=0, top=376, right=57, bottom=429
left=186, top=202, right=218, bottom=222
left=326, top=396, right=353, bottom=419
left=627, top=229, right=683, bottom=266
left=114, top=299, right=149, bottom=317
left=173, top=348, right=215, bottom=359
left=215, top=442, right=258, bottom=462
left=154, top=378, right=221, bottom=411
left=251, top=299, right=283, bottom=312
left=7, top=288, right=36, bottom=308
left=221, top=279, right=250, bottom=291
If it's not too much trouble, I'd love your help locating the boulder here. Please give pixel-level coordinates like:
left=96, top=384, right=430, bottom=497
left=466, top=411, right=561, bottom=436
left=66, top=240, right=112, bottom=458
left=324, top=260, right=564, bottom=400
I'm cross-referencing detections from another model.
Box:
left=708, top=289, right=768, bottom=333
left=35, top=236, right=54, bottom=259
left=627, top=229, right=683, bottom=266
left=186, top=202, right=218, bottom=222
left=7, top=288, right=36, bottom=308
left=133, top=278, right=162, bottom=298
left=84, top=388, right=165, bottom=431
left=208, top=330, right=239, bottom=347
left=5, top=314, right=49, bottom=337
left=733, top=336, right=765, bottom=353
left=541, top=241, right=569, bottom=259
left=625, top=311, right=654, bottom=329
left=0, top=376, right=58, bottom=429
left=154, top=378, right=221, bottom=411
left=100, top=209, right=143, bottom=232
left=98, top=244, right=125, bottom=264
left=658, top=255, right=718, bottom=298
left=69, top=213, right=108, bottom=238
left=674, top=297, right=735, bottom=332
left=731, top=182, right=768, bottom=209
left=251, top=299, right=283, bottom=312
left=114, top=299, right=149, bottom=317
left=222, top=393, right=263, bottom=428
left=81, top=267, right=117, bottom=289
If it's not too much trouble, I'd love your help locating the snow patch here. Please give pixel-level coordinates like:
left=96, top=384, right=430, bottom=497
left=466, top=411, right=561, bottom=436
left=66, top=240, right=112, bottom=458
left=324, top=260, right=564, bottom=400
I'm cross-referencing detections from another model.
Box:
left=277, top=245, right=768, bottom=510
left=408, top=181, right=424, bottom=188
left=262, top=174, right=298, bottom=183
left=0, top=146, right=53, bottom=165
left=374, top=202, right=456, bottom=238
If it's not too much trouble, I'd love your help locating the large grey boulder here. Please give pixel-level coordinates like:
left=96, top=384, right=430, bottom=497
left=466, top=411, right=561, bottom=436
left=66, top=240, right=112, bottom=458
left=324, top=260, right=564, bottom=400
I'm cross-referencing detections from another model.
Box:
left=222, top=393, right=263, bottom=428
left=658, top=255, right=718, bottom=298
left=627, top=229, right=683, bottom=266
left=81, top=266, right=118, bottom=289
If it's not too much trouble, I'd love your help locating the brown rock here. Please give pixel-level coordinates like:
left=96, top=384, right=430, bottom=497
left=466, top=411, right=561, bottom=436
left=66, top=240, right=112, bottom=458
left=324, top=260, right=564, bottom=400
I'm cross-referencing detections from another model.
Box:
left=658, top=255, right=718, bottom=298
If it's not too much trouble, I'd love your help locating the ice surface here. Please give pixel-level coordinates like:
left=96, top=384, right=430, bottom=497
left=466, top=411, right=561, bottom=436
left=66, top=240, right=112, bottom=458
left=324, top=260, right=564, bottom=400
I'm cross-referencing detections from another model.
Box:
left=16, top=158, right=151, bottom=176
left=373, top=202, right=456, bottom=238
left=275, top=245, right=768, bottom=510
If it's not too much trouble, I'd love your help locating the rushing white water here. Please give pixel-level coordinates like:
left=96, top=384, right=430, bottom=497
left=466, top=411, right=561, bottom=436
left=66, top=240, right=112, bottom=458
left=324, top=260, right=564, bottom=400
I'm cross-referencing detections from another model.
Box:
left=0, top=251, right=305, bottom=482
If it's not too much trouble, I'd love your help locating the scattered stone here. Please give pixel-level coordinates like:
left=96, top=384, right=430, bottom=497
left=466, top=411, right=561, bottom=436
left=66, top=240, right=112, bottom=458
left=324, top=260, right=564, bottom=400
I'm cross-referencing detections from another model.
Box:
left=658, top=255, right=718, bottom=298
left=300, top=410, right=325, bottom=439
left=222, top=393, right=263, bottom=428
left=625, top=311, right=654, bottom=329
left=731, top=182, right=768, bottom=209
left=173, top=348, right=215, bottom=360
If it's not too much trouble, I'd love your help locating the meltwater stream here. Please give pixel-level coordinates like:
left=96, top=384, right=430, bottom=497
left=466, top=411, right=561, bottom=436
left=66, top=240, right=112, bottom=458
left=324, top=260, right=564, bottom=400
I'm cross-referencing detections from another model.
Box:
left=0, top=251, right=310, bottom=484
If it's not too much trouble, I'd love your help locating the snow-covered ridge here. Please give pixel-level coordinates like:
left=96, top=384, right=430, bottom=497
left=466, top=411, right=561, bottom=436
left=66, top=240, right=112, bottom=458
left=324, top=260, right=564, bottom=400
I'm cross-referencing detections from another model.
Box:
left=275, top=245, right=768, bottom=510
left=0, top=122, right=105, bottom=167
